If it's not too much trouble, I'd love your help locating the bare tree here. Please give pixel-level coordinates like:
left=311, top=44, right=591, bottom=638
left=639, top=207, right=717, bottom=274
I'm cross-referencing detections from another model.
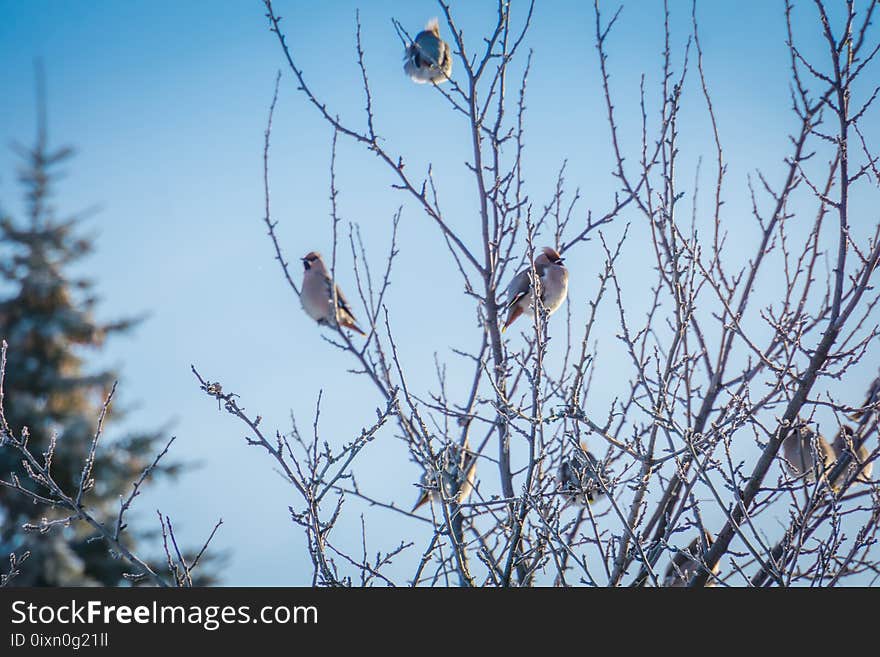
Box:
left=189, top=0, right=880, bottom=586
left=0, top=341, right=220, bottom=587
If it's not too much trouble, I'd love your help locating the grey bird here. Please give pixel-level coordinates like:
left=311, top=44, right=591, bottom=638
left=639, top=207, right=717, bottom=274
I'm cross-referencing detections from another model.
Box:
left=502, top=246, right=569, bottom=332
left=404, top=18, right=453, bottom=84
left=831, top=425, right=873, bottom=487
left=781, top=425, right=836, bottom=484
left=558, top=444, right=607, bottom=506
left=300, top=251, right=366, bottom=336
left=412, top=441, right=478, bottom=513
left=663, top=531, right=719, bottom=587
left=833, top=377, right=879, bottom=487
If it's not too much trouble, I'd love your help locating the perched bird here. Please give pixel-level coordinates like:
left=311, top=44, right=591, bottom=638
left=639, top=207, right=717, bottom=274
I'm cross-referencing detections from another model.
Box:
left=300, top=251, right=366, bottom=336
left=502, top=247, right=569, bottom=332
left=412, top=442, right=478, bottom=513
left=663, top=531, right=719, bottom=587
left=831, top=425, right=873, bottom=486
left=558, top=445, right=607, bottom=507
left=403, top=18, right=453, bottom=84
left=781, top=425, right=836, bottom=484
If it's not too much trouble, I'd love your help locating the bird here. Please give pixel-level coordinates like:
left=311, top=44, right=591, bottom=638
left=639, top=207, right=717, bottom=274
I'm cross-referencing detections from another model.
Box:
left=558, top=444, right=608, bottom=507
left=502, top=246, right=569, bottom=332
left=831, top=425, right=873, bottom=486
left=663, top=531, right=719, bottom=587
left=300, top=251, right=366, bottom=336
left=403, top=18, right=453, bottom=84
left=412, top=441, right=478, bottom=513
left=781, top=425, right=836, bottom=484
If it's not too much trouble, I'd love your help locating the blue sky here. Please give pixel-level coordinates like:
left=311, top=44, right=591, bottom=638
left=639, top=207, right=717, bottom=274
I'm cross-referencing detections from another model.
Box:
left=1, top=1, right=877, bottom=585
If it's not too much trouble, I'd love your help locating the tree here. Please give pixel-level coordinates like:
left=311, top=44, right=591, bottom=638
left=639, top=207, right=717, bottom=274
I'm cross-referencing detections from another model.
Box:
left=191, top=0, right=879, bottom=586
left=0, top=82, right=196, bottom=586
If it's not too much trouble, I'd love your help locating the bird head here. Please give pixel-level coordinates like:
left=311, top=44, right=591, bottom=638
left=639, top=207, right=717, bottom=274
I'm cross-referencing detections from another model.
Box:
left=794, top=424, right=816, bottom=448
left=301, top=251, right=323, bottom=271
left=833, top=424, right=857, bottom=452
left=536, top=246, right=564, bottom=266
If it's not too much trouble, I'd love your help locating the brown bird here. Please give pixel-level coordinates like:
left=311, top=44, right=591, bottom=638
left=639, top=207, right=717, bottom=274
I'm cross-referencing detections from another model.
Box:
left=781, top=425, right=836, bottom=484
left=412, top=442, right=478, bottom=513
left=663, top=531, right=719, bottom=587
left=831, top=425, right=873, bottom=487
left=300, top=251, right=366, bottom=336
left=558, top=444, right=608, bottom=507
left=502, top=246, right=569, bottom=332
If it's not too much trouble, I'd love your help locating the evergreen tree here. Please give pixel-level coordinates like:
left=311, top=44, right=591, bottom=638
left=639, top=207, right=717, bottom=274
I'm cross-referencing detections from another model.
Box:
left=0, top=93, right=183, bottom=586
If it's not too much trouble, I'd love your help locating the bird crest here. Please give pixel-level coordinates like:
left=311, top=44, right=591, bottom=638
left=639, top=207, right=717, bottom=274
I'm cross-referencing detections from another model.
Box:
left=425, top=17, right=441, bottom=35
left=541, top=246, right=563, bottom=264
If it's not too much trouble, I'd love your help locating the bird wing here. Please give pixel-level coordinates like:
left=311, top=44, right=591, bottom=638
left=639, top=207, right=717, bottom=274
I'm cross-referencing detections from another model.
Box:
left=316, top=270, right=359, bottom=321
left=504, top=268, right=532, bottom=308
left=405, top=42, right=422, bottom=67
left=414, top=32, right=444, bottom=68
left=329, top=280, right=358, bottom=320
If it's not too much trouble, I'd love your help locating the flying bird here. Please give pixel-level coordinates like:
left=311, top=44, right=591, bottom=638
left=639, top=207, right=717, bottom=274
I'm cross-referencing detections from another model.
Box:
left=558, top=444, right=608, bottom=507
left=300, top=251, right=366, bottom=336
left=403, top=18, right=453, bottom=84
left=781, top=425, right=836, bottom=485
left=831, top=425, right=873, bottom=486
left=412, top=442, right=478, bottom=513
left=663, top=531, right=719, bottom=587
left=502, top=246, right=569, bottom=332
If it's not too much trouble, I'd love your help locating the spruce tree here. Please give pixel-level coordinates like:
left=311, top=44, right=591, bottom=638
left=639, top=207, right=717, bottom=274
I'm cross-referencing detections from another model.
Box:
left=0, top=94, right=181, bottom=586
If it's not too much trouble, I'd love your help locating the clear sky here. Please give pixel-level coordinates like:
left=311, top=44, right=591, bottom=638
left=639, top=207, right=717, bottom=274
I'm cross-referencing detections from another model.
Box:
left=1, top=1, right=877, bottom=585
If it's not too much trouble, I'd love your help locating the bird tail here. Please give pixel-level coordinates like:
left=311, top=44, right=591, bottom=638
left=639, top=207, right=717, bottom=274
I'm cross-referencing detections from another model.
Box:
left=340, top=317, right=366, bottom=336
left=411, top=491, right=431, bottom=513
left=501, top=305, right=523, bottom=333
